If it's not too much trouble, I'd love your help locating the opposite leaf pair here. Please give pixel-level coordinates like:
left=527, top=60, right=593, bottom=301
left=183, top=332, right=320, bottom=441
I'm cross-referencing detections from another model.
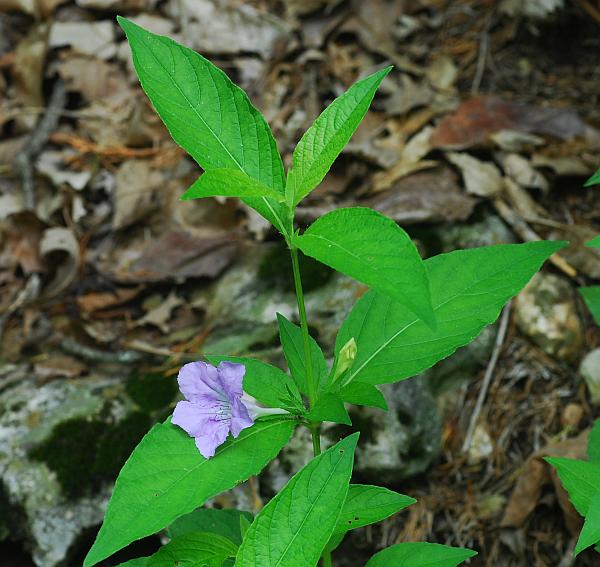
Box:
left=116, top=435, right=476, bottom=567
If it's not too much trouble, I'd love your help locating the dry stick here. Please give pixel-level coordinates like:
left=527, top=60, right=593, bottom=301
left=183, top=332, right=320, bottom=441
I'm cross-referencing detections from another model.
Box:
left=461, top=301, right=512, bottom=453
left=493, top=198, right=577, bottom=279
left=471, top=12, right=492, bottom=95
left=16, top=80, right=67, bottom=209
left=0, top=274, right=41, bottom=341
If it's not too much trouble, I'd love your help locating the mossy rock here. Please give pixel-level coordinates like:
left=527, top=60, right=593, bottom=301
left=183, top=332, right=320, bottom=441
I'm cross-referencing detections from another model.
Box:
left=29, top=412, right=151, bottom=498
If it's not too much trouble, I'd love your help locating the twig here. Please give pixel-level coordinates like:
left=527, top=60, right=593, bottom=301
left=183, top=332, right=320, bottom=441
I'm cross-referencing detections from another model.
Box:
left=471, top=12, right=492, bottom=94
left=60, top=336, right=144, bottom=364
left=462, top=302, right=512, bottom=453
left=16, top=80, right=67, bottom=209
left=493, top=198, right=577, bottom=278
left=0, top=274, right=41, bottom=341
left=576, top=0, right=600, bottom=26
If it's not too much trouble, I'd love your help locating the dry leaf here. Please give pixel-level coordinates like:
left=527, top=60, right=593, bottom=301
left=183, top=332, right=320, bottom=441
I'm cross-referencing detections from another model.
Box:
left=447, top=152, right=503, bottom=197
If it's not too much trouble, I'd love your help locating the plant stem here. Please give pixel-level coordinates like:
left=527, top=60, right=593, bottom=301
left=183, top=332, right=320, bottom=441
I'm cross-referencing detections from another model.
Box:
left=291, top=247, right=329, bottom=564
left=311, top=425, right=321, bottom=456
left=290, top=246, right=317, bottom=409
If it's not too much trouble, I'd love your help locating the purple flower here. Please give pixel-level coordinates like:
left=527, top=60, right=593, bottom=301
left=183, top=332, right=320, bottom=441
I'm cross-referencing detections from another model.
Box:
left=172, top=361, right=254, bottom=458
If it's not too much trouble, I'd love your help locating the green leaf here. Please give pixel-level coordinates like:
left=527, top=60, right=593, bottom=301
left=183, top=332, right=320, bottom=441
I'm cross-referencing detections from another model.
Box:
left=117, top=17, right=288, bottom=235
left=584, top=168, right=600, bottom=187
left=337, top=241, right=567, bottom=386
left=334, top=484, right=415, bottom=535
left=339, top=382, right=387, bottom=410
left=580, top=286, right=600, bottom=325
left=545, top=457, right=600, bottom=516
left=147, top=532, right=237, bottom=567
left=586, top=235, right=600, bottom=248
left=239, top=514, right=252, bottom=540
left=167, top=508, right=253, bottom=545
left=294, top=207, right=434, bottom=328
left=575, top=492, right=600, bottom=556
left=365, top=542, right=477, bottom=567
left=307, top=393, right=351, bottom=425
left=234, top=434, right=358, bottom=567
left=589, top=420, right=600, bottom=464
left=286, top=67, right=391, bottom=206
left=84, top=418, right=296, bottom=567
left=205, top=355, right=303, bottom=413
left=277, top=313, right=328, bottom=395
left=116, top=559, right=150, bottom=567
left=181, top=170, right=286, bottom=203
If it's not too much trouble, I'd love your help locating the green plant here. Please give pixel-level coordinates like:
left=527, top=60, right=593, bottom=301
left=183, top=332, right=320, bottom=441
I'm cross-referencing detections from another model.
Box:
left=82, top=17, right=568, bottom=567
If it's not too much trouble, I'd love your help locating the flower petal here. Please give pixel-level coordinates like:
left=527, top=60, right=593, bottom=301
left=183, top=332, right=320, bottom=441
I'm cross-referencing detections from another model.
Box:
left=194, top=421, right=230, bottom=459
left=172, top=400, right=212, bottom=437
left=229, top=397, right=254, bottom=438
left=217, top=361, right=245, bottom=398
left=178, top=361, right=222, bottom=402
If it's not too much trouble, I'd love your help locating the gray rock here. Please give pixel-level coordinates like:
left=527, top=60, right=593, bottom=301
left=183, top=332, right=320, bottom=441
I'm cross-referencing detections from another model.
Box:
left=343, top=379, right=441, bottom=484
left=0, top=369, right=170, bottom=567
left=265, top=378, right=441, bottom=490
left=437, top=215, right=516, bottom=251
left=580, top=349, right=600, bottom=406
left=514, top=272, right=583, bottom=363
left=195, top=244, right=365, bottom=359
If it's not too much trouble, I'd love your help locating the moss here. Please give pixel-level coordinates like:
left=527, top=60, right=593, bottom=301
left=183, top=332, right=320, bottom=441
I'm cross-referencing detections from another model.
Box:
left=94, top=412, right=151, bottom=478
left=257, top=244, right=333, bottom=293
left=125, top=372, right=178, bottom=412
left=29, top=412, right=151, bottom=499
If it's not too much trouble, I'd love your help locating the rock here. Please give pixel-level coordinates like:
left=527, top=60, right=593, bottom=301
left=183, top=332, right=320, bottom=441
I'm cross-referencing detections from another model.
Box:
left=467, top=424, right=494, bottom=465
left=330, top=379, right=441, bottom=484
left=0, top=369, right=176, bottom=566
left=580, top=349, right=600, bottom=406
left=195, top=243, right=365, bottom=358
left=437, top=215, right=516, bottom=252
left=264, top=379, right=442, bottom=490
left=514, top=272, right=584, bottom=363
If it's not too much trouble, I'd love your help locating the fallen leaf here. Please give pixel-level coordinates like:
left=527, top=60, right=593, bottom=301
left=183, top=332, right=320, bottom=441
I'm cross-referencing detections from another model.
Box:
left=105, top=230, right=239, bottom=283
left=367, top=167, right=476, bottom=224
left=39, top=227, right=80, bottom=298
left=2, top=212, right=45, bottom=274
left=49, top=21, right=117, bottom=59
left=11, top=23, right=49, bottom=111
left=447, top=152, right=503, bottom=197
left=372, top=126, right=438, bottom=192
left=34, top=354, right=86, bottom=381
left=531, top=153, right=594, bottom=177
left=502, top=430, right=588, bottom=533
left=55, top=54, right=127, bottom=102
left=426, top=55, right=458, bottom=91
left=113, top=159, right=165, bottom=230
left=36, top=150, right=92, bottom=191
left=431, top=96, right=599, bottom=149
left=172, top=0, right=292, bottom=58
left=77, top=287, right=141, bottom=314
left=499, top=153, right=549, bottom=192
left=135, top=291, right=183, bottom=333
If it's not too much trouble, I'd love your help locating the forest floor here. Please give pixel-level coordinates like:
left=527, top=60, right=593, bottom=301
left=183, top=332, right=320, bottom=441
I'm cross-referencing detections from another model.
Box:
left=1, top=0, right=600, bottom=565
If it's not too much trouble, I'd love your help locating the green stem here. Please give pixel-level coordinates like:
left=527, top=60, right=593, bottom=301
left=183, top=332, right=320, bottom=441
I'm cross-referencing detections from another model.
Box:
left=290, top=247, right=330, bottom=565
left=290, top=246, right=317, bottom=408
left=311, top=425, right=321, bottom=456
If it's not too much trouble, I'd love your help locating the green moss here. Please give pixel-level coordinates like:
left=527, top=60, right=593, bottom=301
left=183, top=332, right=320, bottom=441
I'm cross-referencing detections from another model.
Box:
left=126, top=372, right=178, bottom=412
left=29, top=412, right=151, bottom=499
left=257, top=244, right=333, bottom=293
left=94, top=412, right=151, bottom=478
